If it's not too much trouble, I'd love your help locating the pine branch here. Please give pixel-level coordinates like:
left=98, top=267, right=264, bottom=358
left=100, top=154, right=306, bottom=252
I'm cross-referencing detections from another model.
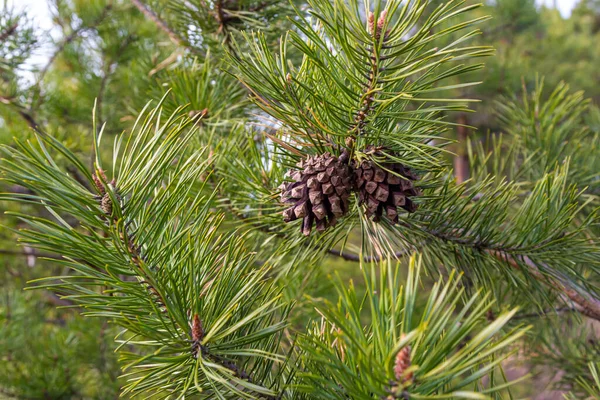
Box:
left=0, top=105, right=288, bottom=398
left=230, top=0, right=491, bottom=171
left=326, top=226, right=600, bottom=321
left=130, top=0, right=188, bottom=48
left=198, top=345, right=278, bottom=400
left=490, top=251, right=600, bottom=321
left=346, top=10, right=387, bottom=156
left=406, top=220, right=600, bottom=321
left=299, top=257, right=528, bottom=398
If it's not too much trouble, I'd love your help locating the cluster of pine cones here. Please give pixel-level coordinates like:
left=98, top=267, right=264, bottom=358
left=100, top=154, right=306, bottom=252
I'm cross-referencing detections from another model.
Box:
left=279, top=147, right=420, bottom=235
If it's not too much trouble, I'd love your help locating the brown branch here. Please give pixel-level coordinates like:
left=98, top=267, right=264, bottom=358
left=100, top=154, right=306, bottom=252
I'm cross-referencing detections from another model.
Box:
left=215, top=0, right=227, bottom=34
left=130, top=0, right=186, bottom=47
left=489, top=250, right=600, bottom=322
left=346, top=11, right=388, bottom=155
left=98, top=182, right=170, bottom=315
left=325, top=221, right=600, bottom=321
left=212, top=0, right=239, bottom=57
left=401, top=222, right=600, bottom=321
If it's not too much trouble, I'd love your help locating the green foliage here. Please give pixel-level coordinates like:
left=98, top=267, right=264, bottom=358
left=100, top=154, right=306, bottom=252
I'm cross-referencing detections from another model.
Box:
left=0, top=104, right=290, bottom=398
left=298, top=256, right=527, bottom=399
left=572, top=362, right=600, bottom=399
left=529, top=316, right=599, bottom=397
left=492, top=79, right=600, bottom=190
left=0, top=0, right=599, bottom=398
left=0, top=0, right=37, bottom=73
left=162, top=0, right=297, bottom=51
left=492, top=0, right=540, bottom=33
left=142, top=55, right=249, bottom=141
left=230, top=0, right=490, bottom=173
left=0, top=290, right=120, bottom=399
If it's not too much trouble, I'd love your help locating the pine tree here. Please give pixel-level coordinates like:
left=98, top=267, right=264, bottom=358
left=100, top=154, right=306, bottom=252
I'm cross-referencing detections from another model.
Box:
left=0, top=0, right=598, bottom=398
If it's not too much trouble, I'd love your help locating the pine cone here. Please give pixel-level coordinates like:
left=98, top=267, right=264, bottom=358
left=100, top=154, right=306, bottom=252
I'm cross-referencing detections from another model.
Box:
left=354, top=149, right=420, bottom=224
left=101, top=192, right=121, bottom=216
left=101, top=193, right=114, bottom=215
left=394, top=339, right=413, bottom=383
left=279, top=152, right=353, bottom=236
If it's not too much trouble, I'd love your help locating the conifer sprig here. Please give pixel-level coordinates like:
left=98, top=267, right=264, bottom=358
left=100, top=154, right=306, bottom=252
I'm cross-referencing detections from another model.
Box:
left=354, top=165, right=600, bottom=318
left=475, top=79, right=600, bottom=194
left=0, top=104, right=289, bottom=399
left=297, top=256, right=528, bottom=399
left=230, top=0, right=491, bottom=172
left=568, top=362, right=600, bottom=399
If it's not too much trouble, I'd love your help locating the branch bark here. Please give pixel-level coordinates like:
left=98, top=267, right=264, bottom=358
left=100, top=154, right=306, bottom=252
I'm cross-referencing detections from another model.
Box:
left=489, top=250, right=600, bottom=322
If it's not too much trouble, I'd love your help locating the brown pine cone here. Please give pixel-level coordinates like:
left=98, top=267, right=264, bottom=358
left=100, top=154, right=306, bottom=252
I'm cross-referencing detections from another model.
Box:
left=100, top=192, right=121, bottom=216
left=279, top=152, right=353, bottom=236
left=354, top=149, right=420, bottom=224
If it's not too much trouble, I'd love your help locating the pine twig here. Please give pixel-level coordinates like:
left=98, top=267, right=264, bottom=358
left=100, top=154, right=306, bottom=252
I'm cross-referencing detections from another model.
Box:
left=489, top=250, right=600, bottom=322
left=327, top=222, right=600, bottom=321
left=95, top=174, right=169, bottom=315
left=130, top=0, right=186, bottom=47
left=191, top=314, right=278, bottom=400
left=347, top=11, right=388, bottom=156
left=213, top=0, right=237, bottom=56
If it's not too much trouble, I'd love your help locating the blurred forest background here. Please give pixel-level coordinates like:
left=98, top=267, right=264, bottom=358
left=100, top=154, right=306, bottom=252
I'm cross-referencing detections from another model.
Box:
left=0, top=0, right=599, bottom=398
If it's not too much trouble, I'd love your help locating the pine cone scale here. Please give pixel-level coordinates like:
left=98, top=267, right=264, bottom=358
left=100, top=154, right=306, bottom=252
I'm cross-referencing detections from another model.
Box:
left=281, top=152, right=353, bottom=235
left=353, top=147, right=421, bottom=224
